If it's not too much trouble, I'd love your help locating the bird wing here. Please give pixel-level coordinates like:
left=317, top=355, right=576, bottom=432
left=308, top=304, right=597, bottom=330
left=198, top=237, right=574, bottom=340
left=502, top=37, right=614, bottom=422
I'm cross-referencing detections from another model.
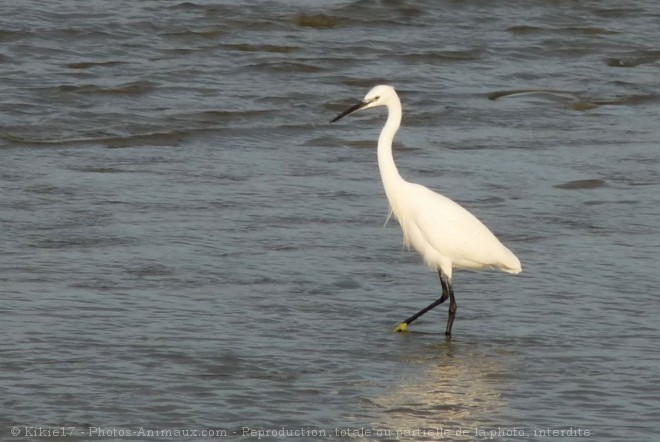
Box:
left=406, top=183, right=519, bottom=272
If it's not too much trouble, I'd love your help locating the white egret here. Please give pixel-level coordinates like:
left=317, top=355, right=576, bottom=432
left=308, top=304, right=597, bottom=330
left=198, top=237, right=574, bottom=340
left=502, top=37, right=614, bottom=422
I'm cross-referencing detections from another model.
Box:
left=331, top=85, right=521, bottom=336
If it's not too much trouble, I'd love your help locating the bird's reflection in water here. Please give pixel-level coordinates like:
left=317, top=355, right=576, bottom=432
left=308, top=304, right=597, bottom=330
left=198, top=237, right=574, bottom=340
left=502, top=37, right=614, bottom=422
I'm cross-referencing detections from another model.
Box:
left=370, top=339, right=518, bottom=441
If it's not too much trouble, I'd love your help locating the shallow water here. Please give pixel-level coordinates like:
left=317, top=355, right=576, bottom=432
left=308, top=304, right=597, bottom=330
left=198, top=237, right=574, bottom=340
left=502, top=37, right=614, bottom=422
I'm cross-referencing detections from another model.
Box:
left=1, top=1, right=659, bottom=441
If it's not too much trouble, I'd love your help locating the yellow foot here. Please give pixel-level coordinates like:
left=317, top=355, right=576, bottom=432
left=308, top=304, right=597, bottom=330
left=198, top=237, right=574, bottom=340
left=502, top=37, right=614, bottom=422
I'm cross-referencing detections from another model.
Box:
left=394, top=322, right=409, bottom=333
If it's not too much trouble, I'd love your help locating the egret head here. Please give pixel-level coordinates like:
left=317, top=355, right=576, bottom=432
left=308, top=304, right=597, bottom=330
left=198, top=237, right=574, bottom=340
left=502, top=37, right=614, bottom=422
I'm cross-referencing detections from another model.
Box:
left=330, top=85, right=397, bottom=123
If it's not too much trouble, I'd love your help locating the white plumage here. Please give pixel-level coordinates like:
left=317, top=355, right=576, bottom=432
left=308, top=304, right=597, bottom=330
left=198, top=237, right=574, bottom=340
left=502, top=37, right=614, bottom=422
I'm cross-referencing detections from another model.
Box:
left=331, top=85, right=521, bottom=336
left=398, top=183, right=521, bottom=278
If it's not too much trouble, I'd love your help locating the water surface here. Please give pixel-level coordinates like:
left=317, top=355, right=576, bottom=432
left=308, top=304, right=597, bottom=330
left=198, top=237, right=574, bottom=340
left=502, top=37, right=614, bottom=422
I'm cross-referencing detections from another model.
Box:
left=1, top=1, right=659, bottom=440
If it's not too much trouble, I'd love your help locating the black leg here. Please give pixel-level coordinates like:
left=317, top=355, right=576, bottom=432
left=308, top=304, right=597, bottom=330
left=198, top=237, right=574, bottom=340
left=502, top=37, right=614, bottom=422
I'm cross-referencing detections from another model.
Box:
left=444, top=276, right=458, bottom=336
left=394, top=270, right=450, bottom=332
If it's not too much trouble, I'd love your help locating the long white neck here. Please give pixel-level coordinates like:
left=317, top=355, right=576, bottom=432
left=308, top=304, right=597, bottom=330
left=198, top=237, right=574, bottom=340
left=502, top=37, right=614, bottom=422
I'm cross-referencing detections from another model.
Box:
left=377, top=96, right=407, bottom=215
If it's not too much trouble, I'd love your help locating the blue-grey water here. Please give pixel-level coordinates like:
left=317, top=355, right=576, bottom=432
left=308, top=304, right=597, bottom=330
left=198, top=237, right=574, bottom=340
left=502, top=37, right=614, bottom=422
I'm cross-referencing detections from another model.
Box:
left=1, top=1, right=659, bottom=441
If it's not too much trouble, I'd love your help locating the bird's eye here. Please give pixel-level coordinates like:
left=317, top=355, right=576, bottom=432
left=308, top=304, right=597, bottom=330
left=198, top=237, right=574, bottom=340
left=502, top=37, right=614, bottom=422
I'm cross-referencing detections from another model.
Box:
left=374, top=96, right=380, bottom=100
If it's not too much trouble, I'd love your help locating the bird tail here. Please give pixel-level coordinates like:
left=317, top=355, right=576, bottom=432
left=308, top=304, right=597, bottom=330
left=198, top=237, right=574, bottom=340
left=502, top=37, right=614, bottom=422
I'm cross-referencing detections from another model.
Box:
left=498, top=245, right=522, bottom=274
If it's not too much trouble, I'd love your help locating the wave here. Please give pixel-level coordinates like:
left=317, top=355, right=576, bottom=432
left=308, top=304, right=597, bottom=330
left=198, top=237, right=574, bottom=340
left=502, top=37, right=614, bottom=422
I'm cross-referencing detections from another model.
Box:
left=59, top=80, right=156, bottom=96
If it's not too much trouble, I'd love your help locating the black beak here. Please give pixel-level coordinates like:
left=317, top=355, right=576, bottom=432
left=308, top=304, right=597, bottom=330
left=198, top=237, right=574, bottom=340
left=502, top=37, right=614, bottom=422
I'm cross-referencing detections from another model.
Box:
left=330, top=100, right=369, bottom=123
